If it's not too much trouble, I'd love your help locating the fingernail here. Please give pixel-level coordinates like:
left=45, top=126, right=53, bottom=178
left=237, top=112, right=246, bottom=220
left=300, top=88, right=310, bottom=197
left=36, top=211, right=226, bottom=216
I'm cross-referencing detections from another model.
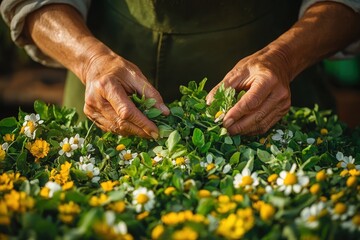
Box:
left=159, top=104, right=169, bottom=113
left=224, top=118, right=234, bottom=128
left=150, top=131, right=159, bottom=139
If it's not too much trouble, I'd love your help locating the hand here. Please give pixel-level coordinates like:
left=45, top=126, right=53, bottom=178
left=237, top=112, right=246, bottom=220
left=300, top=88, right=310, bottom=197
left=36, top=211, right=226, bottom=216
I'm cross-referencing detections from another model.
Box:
left=206, top=46, right=292, bottom=135
left=83, top=51, right=170, bottom=138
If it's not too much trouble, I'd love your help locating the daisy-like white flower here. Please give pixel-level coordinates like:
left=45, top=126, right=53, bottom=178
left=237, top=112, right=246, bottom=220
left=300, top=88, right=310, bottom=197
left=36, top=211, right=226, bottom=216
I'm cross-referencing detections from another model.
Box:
left=336, top=152, right=360, bottom=170
left=200, top=154, right=217, bottom=172
left=233, top=168, right=259, bottom=191
left=21, top=113, right=44, bottom=139
left=132, top=187, right=155, bottom=213
left=276, top=164, right=309, bottom=195
left=105, top=211, right=130, bottom=235
left=329, top=202, right=356, bottom=221
left=172, top=156, right=190, bottom=170
left=119, top=149, right=138, bottom=165
left=1, top=142, right=9, bottom=151
left=80, top=162, right=100, bottom=183
left=341, top=213, right=360, bottom=232
left=271, top=129, right=293, bottom=144
left=69, top=134, right=85, bottom=149
left=296, top=202, right=327, bottom=229
left=58, top=137, right=78, bottom=157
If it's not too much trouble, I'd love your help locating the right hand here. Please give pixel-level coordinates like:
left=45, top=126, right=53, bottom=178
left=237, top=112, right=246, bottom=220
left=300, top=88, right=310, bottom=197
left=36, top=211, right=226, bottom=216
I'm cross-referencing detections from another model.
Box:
left=82, top=51, right=169, bottom=139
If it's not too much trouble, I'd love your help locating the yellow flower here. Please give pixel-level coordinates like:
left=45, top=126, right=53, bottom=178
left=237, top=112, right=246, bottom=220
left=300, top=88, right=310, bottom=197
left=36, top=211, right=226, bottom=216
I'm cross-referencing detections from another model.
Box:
left=232, top=194, right=244, bottom=203
left=137, top=211, right=149, bottom=220
left=151, top=224, right=165, bottom=240
left=0, top=173, right=14, bottom=191
left=260, top=203, right=276, bottom=221
left=316, top=170, right=327, bottom=182
left=214, top=111, right=225, bottom=123
left=4, top=190, right=34, bottom=213
left=108, top=201, right=126, bottom=213
left=3, top=134, right=15, bottom=142
left=164, top=186, right=176, bottom=196
left=340, top=169, right=349, bottom=177
left=116, top=144, right=126, bottom=151
left=0, top=147, right=5, bottom=162
left=310, top=183, right=321, bottom=195
left=316, top=137, right=323, bottom=145
left=0, top=200, right=10, bottom=226
left=172, top=227, right=198, bottom=240
left=333, top=202, right=347, bottom=215
left=100, top=180, right=118, bottom=192
left=217, top=208, right=254, bottom=239
left=62, top=181, right=74, bottom=191
left=161, top=212, right=179, bottom=225
left=175, top=157, right=185, bottom=166
left=320, top=128, right=328, bottom=135
left=206, top=163, right=216, bottom=172
left=267, top=173, right=278, bottom=184
left=58, top=201, right=81, bottom=215
left=208, top=174, right=219, bottom=180
left=89, top=193, right=108, bottom=206
left=29, top=138, right=47, bottom=160
left=346, top=176, right=357, bottom=188
left=330, top=191, right=344, bottom=202
left=198, top=189, right=211, bottom=198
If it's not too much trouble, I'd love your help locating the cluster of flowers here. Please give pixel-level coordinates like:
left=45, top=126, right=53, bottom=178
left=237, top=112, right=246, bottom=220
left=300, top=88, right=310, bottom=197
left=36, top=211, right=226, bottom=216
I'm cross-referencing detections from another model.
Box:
left=0, top=80, right=359, bottom=239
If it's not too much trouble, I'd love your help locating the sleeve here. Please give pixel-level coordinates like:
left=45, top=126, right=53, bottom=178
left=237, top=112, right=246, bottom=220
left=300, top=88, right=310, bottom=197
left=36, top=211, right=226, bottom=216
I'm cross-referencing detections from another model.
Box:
left=299, top=0, right=360, bottom=59
left=0, top=0, right=91, bottom=67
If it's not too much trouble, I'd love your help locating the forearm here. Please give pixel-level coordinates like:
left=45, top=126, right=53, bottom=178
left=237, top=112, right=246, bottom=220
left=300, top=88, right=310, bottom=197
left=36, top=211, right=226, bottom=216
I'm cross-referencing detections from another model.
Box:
left=268, top=1, right=360, bottom=80
left=25, top=4, right=112, bottom=84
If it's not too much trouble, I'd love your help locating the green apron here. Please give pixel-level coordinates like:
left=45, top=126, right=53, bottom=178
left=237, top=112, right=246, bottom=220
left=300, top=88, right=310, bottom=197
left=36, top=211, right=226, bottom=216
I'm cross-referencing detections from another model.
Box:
left=63, top=0, right=335, bottom=120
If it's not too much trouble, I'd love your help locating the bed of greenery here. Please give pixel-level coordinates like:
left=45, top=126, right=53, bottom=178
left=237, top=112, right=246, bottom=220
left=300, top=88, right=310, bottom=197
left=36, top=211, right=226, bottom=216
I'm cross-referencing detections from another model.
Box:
left=0, top=79, right=359, bottom=240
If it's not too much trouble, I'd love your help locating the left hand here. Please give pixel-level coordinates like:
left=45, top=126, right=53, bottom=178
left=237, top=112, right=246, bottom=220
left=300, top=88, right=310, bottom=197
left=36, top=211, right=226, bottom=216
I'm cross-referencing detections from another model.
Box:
left=206, top=46, right=292, bottom=135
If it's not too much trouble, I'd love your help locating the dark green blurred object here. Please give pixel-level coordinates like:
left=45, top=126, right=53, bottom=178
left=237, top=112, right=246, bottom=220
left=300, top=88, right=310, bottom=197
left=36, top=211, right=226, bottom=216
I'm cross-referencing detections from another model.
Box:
left=323, top=56, right=360, bottom=87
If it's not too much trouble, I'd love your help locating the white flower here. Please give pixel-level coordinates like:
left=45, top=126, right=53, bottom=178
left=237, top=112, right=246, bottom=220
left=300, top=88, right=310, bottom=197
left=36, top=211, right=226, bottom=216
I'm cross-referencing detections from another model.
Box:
left=104, top=211, right=129, bottom=235
left=86, top=143, right=95, bottom=152
left=79, top=155, right=96, bottom=165
left=22, top=113, right=44, bottom=139
left=200, top=154, right=217, bottom=172
left=1, top=142, right=9, bottom=151
left=58, top=137, right=78, bottom=157
left=276, top=164, right=309, bottom=195
left=132, top=187, right=155, bottom=213
left=306, top=138, right=315, bottom=145
left=341, top=213, right=360, bottom=232
left=271, top=129, right=293, bottom=144
left=296, top=202, right=327, bottom=229
left=153, top=154, right=163, bottom=163
left=44, top=181, right=62, bottom=198
left=233, top=168, right=259, bottom=190
left=70, top=134, right=85, bottom=148
left=113, top=221, right=128, bottom=235
left=119, top=149, right=138, bottom=165
left=80, top=162, right=100, bottom=183
left=214, top=110, right=225, bottom=123
left=222, top=164, right=232, bottom=174
left=336, top=152, right=360, bottom=170
left=330, top=203, right=356, bottom=221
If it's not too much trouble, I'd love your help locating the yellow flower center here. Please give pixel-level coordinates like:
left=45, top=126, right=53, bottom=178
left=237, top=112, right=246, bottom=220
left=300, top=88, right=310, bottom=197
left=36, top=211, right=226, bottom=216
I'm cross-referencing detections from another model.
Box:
left=62, top=143, right=72, bottom=153
left=198, top=189, right=211, bottom=198
left=0, top=148, right=5, bottom=161
left=87, top=171, right=94, bottom=179
left=123, top=153, right=133, bottom=161
left=137, top=193, right=149, bottom=204
left=240, top=176, right=253, bottom=186
left=352, top=214, right=360, bottom=226
left=27, top=121, right=36, bottom=133
left=260, top=203, right=275, bottom=221
left=284, top=173, right=297, bottom=186
left=152, top=225, right=165, bottom=240
left=164, top=187, right=176, bottom=196
left=3, top=134, right=15, bottom=142
left=334, top=203, right=347, bottom=215
left=308, top=215, right=317, bottom=222
left=310, top=183, right=321, bottom=195
left=347, top=163, right=355, bottom=170
left=215, top=111, right=224, bottom=119
left=206, top=163, right=215, bottom=171
left=175, top=157, right=185, bottom=165
left=316, top=137, right=323, bottom=145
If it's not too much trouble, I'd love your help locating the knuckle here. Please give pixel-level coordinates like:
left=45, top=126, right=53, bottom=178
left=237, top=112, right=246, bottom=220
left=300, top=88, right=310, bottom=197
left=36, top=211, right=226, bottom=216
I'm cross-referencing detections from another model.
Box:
left=255, top=110, right=266, bottom=124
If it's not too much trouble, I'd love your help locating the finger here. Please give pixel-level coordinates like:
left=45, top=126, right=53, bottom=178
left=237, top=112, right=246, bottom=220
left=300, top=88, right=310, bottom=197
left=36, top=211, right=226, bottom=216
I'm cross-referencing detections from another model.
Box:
left=223, top=76, right=273, bottom=128
left=226, top=93, right=290, bottom=135
left=104, top=85, right=159, bottom=139
left=84, top=100, right=151, bottom=138
left=137, top=81, right=170, bottom=115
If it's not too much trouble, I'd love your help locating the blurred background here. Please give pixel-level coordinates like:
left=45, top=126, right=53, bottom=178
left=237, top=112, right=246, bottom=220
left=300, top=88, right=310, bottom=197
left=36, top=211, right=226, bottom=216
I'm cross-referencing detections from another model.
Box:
left=1, top=17, right=360, bottom=128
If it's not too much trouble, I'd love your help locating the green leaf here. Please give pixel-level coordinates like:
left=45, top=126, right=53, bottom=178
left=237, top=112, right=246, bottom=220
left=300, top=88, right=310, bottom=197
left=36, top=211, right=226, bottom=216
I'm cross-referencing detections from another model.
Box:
left=0, top=117, right=17, bottom=127
left=257, top=149, right=272, bottom=163
left=220, top=175, right=233, bottom=195
left=34, top=99, right=49, bottom=120
left=166, top=130, right=181, bottom=153
left=170, top=106, right=184, bottom=117
left=230, top=151, right=240, bottom=165
left=192, top=128, right=205, bottom=148
left=301, top=156, right=320, bottom=170
left=140, top=152, right=152, bottom=168
left=144, top=98, right=157, bottom=108
left=145, top=108, right=162, bottom=118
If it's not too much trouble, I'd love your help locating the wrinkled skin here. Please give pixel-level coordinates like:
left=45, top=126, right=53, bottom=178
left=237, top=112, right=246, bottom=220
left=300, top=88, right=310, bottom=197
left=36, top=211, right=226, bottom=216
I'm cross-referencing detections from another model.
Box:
left=206, top=46, right=292, bottom=135
left=82, top=52, right=170, bottom=139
